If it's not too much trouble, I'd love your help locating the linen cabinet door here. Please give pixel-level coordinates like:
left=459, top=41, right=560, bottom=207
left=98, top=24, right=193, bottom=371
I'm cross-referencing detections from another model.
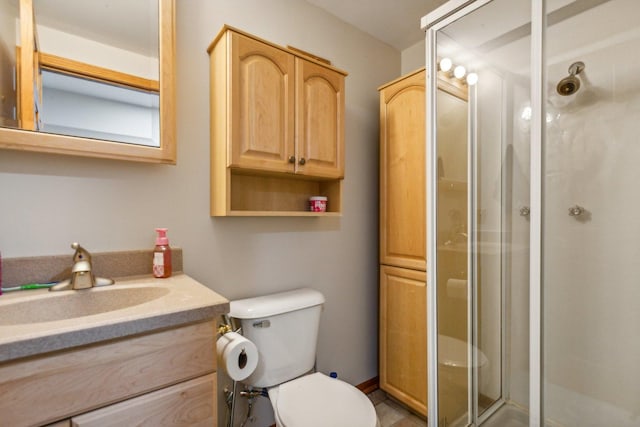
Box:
left=228, top=32, right=295, bottom=173
left=379, top=70, right=426, bottom=271
left=379, top=265, right=427, bottom=416
left=295, top=58, right=345, bottom=179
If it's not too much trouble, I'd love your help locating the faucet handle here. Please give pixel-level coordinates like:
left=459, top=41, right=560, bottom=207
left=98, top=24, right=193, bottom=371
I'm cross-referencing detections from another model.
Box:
left=71, top=242, right=92, bottom=264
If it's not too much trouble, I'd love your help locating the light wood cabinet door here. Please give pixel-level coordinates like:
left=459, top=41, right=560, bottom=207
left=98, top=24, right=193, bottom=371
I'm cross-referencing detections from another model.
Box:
left=229, top=31, right=295, bottom=173
left=71, top=374, right=217, bottom=427
left=295, top=58, right=345, bottom=178
left=0, top=321, right=216, bottom=426
left=379, top=265, right=427, bottom=416
left=379, top=69, right=426, bottom=271
left=209, top=26, right=347, bottom=216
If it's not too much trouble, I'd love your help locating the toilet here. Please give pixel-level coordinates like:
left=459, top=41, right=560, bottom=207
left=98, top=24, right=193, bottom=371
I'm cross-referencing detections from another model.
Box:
left=230, top=288, right=380, bottom=427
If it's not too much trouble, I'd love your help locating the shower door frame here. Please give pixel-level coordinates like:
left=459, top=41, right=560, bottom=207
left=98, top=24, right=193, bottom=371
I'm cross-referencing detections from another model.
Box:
left=422, top=0, right=546, bottom=425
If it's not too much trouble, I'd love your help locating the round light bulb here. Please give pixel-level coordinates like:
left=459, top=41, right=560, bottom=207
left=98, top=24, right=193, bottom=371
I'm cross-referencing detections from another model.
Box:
left=454, top=65, right=466, bottom=79
left=466, top=72, right=478, bottom=85
left=439, top=58, right=452, bottom=72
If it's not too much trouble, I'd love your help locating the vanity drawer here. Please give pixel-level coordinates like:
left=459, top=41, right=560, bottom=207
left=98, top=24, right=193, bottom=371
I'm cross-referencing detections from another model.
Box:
left=72, top=374, right=216, bottom=427
left=0, top=321, right=216, bottom=426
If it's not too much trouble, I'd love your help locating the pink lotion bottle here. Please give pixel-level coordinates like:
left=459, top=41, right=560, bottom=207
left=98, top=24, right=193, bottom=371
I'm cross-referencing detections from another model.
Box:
left=153, top=228, right=172, bottom=278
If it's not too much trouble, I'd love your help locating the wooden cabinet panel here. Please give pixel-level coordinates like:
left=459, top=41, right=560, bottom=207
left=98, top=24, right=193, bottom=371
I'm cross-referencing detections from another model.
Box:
left=379, top=265, right=427, bottom=416
left=72, top=374, right=217, bottom=427
left=0, top=321, right=216, bottom=426
left=229, top=31, right=295, bottom=173
left=379, top=69, right=426, bottom=271
left=295, top=58, right=345, bottom=178
left=209, top=25, right=347, bottom=216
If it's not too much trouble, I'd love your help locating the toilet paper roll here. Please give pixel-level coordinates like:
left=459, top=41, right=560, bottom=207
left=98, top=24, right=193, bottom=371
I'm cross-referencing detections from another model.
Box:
left=216, top=331, right=258, bottom=381
left=446, top=278, right=468, bottom=300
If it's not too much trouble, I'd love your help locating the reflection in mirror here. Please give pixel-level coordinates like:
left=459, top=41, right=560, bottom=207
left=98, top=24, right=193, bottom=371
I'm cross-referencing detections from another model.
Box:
left=0, top=0, right=175, bottom=163
left=40, top=69, right=159, bottom=146
left=32, top=0, right=159, bottom=146
left=0, top=1, right=18, bottom=127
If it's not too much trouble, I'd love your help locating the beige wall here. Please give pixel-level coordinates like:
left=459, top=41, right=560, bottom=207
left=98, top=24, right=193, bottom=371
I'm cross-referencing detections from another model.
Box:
left=0, top=1, right=400, bottom=424
left=401, top=39, right=425, bottom=75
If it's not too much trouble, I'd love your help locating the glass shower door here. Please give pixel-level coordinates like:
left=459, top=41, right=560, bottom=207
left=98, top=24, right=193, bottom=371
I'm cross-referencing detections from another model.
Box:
left=426, top=0, right=532, bottom=425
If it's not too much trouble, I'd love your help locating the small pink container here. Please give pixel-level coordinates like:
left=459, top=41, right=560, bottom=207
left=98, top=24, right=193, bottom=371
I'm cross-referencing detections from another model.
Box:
left=309, top=196, right=327, bottom=212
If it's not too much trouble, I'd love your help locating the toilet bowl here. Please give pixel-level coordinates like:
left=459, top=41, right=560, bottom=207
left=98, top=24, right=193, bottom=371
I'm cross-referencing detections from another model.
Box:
left=438, top=334, right=489, bottom=368
left=230, top=288, right=380, bottom=427
left=268, top=372, right=379, bottom=427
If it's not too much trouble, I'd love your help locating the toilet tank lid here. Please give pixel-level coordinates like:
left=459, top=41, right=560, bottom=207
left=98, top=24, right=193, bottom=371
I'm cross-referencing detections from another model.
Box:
left=230, top=288, right=325, bottom=319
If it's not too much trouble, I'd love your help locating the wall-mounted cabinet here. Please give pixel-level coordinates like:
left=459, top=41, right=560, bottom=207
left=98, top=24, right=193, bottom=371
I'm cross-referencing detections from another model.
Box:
left=208, top=26, right=346, bottom=216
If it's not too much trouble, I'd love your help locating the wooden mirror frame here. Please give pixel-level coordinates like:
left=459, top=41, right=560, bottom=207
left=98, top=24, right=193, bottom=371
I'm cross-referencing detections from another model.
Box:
left=0, top=0, right=176, bottom=164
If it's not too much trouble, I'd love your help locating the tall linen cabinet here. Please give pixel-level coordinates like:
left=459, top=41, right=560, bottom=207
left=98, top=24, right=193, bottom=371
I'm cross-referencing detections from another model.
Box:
left=378, top=68, right=427, bottom=416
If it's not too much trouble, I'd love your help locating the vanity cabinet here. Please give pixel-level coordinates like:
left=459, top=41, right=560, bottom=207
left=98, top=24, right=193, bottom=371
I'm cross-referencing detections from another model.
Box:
left=71, top=374, right=216, bottom=426
left=378, top=69, right=427, bottom=416
left=0, top=321, right=217, bottom=426
left=208, top=26, right=346, bottom=216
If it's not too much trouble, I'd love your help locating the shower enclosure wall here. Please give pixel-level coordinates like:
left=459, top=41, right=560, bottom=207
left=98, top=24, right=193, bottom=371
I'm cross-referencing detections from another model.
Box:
left=422, top=0, right=640, bottom=426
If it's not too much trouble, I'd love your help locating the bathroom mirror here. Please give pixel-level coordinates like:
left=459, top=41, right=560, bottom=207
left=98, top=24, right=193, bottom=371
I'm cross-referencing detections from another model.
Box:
left=0, top=0, right=175, bottom=163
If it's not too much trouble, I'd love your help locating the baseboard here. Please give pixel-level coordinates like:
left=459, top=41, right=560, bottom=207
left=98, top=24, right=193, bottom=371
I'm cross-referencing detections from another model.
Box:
left=357, top=376, right=379, bottom=394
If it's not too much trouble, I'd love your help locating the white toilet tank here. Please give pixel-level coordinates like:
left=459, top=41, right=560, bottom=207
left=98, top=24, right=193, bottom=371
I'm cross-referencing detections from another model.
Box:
left=229, top=288, right=325, bottom=388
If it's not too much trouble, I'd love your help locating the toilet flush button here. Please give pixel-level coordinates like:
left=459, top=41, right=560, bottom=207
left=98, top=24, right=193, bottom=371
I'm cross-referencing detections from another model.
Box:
left=252, top=320, right=271, bottom=328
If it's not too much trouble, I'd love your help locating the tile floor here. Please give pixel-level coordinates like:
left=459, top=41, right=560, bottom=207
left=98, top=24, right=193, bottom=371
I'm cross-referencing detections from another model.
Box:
left=367, top=391, right=530, bottom=427
left=368, top=389, right=427, bottom=427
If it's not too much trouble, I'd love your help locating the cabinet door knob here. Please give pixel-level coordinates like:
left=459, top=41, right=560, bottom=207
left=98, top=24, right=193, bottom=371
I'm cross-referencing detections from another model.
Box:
left=288, top=155, right=296, bottom=164
left=298, top=157, right=306, bottom=165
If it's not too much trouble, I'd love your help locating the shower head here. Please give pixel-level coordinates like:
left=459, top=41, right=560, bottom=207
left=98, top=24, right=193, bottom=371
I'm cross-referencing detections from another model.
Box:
left=557, top=61, right=585, bottom=96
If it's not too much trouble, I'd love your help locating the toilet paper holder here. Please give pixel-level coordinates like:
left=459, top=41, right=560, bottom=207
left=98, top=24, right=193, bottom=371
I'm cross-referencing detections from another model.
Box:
left=217, top=314, right=260, bottom=427
left=218, top=323, right=233, bottom=335
left=218, top=314, right=241, bottom=335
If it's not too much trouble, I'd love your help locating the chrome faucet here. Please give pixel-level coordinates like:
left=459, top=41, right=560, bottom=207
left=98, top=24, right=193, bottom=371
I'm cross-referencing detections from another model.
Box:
left=49, top=243, right=114, bottom=291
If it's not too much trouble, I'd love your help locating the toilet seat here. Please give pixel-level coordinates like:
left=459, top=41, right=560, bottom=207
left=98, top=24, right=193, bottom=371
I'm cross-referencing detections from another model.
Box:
left=269, top=372, right=378, bottom=427
left=438, top=335, right=489, bottom=368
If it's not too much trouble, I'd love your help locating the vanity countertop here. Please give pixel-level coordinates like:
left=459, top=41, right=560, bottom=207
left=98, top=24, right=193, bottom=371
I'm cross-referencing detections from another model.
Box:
left=0, top=274, right=229, bottom=363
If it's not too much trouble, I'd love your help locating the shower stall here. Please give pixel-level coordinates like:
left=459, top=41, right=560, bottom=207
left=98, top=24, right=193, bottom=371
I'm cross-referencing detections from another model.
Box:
left=422, top=0, right=640, bottom=426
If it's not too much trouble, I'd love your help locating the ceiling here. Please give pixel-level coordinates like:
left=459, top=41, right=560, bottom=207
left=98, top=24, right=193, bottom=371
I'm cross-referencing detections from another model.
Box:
left=304, top=0, right=450, bottom=51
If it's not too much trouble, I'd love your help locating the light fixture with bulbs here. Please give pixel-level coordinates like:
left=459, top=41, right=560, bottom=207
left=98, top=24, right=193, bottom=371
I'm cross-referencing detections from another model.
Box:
left=439, top=57, right=452, bottom=72
left=453, top=65, right=466, bottom=79
left=437, top=58, right=479, bottom=85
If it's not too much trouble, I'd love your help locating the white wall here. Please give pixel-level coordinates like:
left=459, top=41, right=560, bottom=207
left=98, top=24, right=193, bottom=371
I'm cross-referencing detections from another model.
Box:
left=0, top=1, right=400, bottom=425
left=541, top=42, right=640, bottom=425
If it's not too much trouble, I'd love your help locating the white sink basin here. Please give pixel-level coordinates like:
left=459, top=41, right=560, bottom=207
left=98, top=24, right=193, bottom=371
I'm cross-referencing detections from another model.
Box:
left=0, top=274, right=229, bottom=363
left=0, top=286, right=170, bottom=326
